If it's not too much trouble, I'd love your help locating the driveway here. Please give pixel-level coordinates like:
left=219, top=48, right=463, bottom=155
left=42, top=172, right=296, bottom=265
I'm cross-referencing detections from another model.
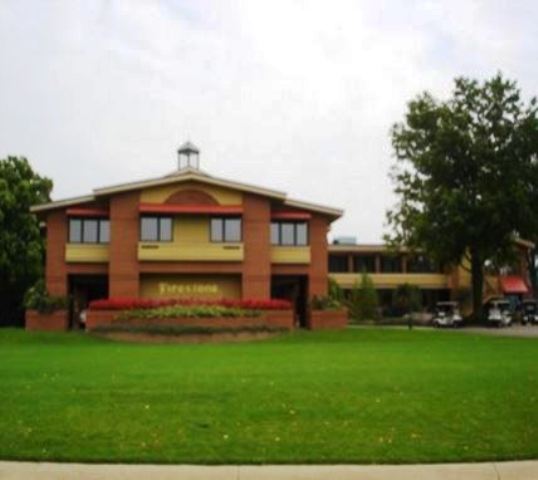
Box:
left=456, top=325, right=538, bottom=338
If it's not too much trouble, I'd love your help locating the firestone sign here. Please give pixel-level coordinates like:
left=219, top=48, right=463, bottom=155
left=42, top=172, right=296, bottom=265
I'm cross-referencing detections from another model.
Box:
left=158, top=282, right=220, bottom=296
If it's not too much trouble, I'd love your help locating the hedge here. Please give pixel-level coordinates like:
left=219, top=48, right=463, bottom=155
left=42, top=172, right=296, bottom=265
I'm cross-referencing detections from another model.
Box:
left=89, top=297, right=292, bottom=311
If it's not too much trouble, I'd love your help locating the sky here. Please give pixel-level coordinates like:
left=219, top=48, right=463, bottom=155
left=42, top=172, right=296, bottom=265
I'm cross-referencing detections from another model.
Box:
left=1, top=0, right=537, bottom=242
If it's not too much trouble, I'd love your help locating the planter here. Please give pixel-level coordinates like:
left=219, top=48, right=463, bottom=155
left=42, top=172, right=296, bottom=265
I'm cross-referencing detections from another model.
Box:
left=86, top=309, right=294, bottom=331
left=309, top=309, right=348, bottom=330
left=25, top=309, right=69, bottom=331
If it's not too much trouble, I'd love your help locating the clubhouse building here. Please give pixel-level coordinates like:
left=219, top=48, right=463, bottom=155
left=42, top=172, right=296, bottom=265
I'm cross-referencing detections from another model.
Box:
left=30, top=143, right=534, bottom=329
left=329, top=239, right=534, bottom=314
left=31, top=143, right=343, bottom=328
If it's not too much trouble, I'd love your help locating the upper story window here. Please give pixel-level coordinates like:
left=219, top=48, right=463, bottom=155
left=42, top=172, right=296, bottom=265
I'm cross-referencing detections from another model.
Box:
left=353, top=254, right=376, bottom=273
left=211, top=217, right=242, bottom=242
left=328, top=254, right=349, bottom=272
left=69, top=218, right=109, bottom=244
left=380, top=255, right=402, bottom=273
left=140, top=216, right=172, bottom=242
left=271, top=221, right=308, bottom=246
left=407, top=254, right=440, bottom=273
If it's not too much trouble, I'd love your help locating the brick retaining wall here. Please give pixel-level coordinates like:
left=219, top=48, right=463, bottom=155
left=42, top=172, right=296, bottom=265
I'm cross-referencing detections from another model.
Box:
left=86, top=309, right=294, bottom=331
left=25, top=310, right=69, bottom=331
left=309, top=309, right=348, bottom=330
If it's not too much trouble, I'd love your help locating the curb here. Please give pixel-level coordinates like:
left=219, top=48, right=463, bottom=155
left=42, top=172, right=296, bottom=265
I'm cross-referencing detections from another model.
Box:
left=1, top=460, right=537, bottom=480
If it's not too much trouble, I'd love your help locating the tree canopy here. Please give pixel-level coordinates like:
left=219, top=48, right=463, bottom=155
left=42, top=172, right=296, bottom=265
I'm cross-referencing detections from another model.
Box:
left=0, top=157, right=52, bottom=325
left=386, top=74, right=538, bottom=318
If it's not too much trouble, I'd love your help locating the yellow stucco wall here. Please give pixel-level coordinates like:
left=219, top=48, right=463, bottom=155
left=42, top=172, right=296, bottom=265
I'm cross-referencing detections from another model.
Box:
left=65, top=244, right=109, bottom=263
left=271, top=246, right=311, bottom=264
left=138, top=217, right=243, bottom=261
left=140, top=181, right=242, bottom=205
left=140, top=274, right=242, bottom=300
left=331, top=273, right=449, bottom=289
left=173, top=217, right=209, bottom=243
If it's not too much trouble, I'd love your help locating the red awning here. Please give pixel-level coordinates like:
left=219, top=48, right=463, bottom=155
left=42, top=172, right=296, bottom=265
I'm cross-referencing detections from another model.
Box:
left=66, top=208, right=109, bottom=217
left=271, top=211, right=312, bottom=220
left=499, top=276, right=529, bottom=294
left=139, top=203, right=243, bottom=215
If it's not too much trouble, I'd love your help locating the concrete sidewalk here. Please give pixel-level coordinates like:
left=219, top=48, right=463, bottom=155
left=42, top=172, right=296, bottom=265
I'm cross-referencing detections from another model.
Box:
left=1, top=460, right=537, bottom=480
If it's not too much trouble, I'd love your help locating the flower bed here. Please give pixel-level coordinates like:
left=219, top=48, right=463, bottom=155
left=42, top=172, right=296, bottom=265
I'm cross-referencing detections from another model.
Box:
left=85, top=306, right=295, bottom=332
left=89, top=297, right=292, bottom=311
left=117, top=305, right=261, bottom=321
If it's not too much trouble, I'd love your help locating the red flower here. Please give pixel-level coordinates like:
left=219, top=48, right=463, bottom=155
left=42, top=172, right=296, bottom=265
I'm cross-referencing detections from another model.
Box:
left=88, top=297, right=292, bottom=311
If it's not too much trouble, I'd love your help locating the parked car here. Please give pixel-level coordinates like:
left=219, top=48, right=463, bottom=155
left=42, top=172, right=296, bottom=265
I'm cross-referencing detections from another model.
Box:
left=432, top=301, right=463, bottom=328
left=486, top=299, right=512, bottom=327
left=521, top=299, right=538, bottom=325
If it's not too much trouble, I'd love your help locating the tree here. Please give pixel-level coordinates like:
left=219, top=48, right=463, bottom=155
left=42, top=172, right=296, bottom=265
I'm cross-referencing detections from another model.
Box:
left=0, top=157, right=52, bottom=325
left=393, top=283, right=421, bottom=315
left=347, top=272, right=379, bottom=322
left=386, top=74, right=538, bottom=320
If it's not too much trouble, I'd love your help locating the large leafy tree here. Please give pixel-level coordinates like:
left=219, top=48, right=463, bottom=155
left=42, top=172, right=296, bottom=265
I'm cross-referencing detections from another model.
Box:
left=0, top=157, right=52, bottom=326
left=386, top=74, right=538, bottom=319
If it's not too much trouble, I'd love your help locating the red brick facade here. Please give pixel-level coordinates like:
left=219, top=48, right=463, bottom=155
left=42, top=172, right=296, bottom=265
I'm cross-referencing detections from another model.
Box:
left=31, top=171, right=342, bottom=331
left=109, top=191, right=140, bottom=298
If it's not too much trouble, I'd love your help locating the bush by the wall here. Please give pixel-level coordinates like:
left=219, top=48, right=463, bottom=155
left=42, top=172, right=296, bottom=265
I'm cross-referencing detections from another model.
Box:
left=24, top=279, right=68, bottom=314
left=346, top=272, right=379, bottom=322
left=311, top=295, right=342, bottom=311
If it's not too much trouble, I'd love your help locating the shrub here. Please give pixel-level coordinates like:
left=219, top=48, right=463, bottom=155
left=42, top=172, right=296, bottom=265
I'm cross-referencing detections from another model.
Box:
left=89, top=297, right=292, bottom=311
left=311, top=295, right=342, bottom=311
left=92, top=324, right=287, bottom=336
left=393, top=284, right=421, bottom=315
left=24, top=279, right=68, bottom=314
left=346, top=272, right=379, bottom=322
left=116, top=305, right=261, bottom=321
left=328, top=277, right=345, bottom=304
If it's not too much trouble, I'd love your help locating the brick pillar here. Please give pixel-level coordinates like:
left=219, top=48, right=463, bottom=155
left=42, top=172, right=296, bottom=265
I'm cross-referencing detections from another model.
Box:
left=109, top=191, right=140, bottom=297
left=242, top=194, right=271, bottom=299
left=308, top=214, right=329, bottom=298
left=45, top=210, right=68, bottom=296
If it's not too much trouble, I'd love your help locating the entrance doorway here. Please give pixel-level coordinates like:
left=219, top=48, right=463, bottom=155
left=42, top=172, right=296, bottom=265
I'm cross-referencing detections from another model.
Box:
left=68, top=275, right=108, bottom=329
left=271, top=275, right=308, bottom=327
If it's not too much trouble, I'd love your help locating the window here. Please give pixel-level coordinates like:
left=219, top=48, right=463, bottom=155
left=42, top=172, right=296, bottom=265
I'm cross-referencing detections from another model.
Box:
left=407, top=254, right=440, bottom=273
left=211, top=217, right=242, bottom=242
left=353, top=255, right=376, bottom=273
left=380, top=255, right=402, bottom=273
left=329, top=255, right=349, bottom=273
left=69, top=219, right=82, bottom=243
left=140, top=216, right=173, bottom=242
left=99, top=220, right=110, bottom=243
left=68, top=218, right=109, bottom=244
left=271, top=222, right=308, bottom=246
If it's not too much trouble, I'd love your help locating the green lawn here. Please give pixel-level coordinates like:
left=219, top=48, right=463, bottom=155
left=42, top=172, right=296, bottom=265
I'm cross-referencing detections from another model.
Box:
left=1, top=327, right=537, bottom=464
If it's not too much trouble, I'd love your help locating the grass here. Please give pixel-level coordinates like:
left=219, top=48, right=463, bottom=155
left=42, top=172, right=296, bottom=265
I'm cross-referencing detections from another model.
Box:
left=0, top=327, right=537, bottom=464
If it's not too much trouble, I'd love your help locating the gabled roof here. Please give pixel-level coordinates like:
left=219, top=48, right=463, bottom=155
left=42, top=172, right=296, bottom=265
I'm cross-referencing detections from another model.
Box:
left=31, top=168, right=343, bottom=219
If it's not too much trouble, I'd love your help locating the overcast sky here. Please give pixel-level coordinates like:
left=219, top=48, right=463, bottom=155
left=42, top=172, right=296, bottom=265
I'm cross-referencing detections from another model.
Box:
left=1, top=1, right=537, bottom=241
